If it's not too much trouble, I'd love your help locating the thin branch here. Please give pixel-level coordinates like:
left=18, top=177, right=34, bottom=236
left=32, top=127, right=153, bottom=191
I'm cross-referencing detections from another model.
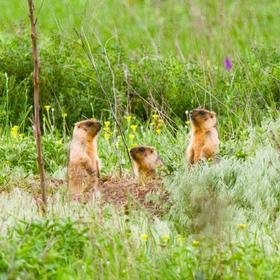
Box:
left=28, top=0, right=47, bottom=212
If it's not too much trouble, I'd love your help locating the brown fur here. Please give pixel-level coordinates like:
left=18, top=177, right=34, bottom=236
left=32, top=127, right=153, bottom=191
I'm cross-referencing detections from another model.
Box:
left=130, top=145, right=163, bottom=181
left=67, top=119, right=102, bottom=197
left=187, top=108, right=219, bottom=164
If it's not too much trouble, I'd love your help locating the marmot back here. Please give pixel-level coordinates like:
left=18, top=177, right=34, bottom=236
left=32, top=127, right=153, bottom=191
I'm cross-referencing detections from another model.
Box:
left=130, top=145, right=163, bottom=181
left=68, top=119, right=102, bottom=197
left=187, top=108, right=219, bottom=164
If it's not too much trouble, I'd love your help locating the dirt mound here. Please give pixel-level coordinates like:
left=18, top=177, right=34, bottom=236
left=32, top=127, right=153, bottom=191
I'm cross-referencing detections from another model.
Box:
left=31, top=175, right=169, bottom=214
left=100, top=176, right=166, bottom=206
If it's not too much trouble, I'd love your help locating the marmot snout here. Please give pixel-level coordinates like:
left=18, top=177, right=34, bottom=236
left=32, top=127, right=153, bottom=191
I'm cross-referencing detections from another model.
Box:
left=187, top=108, right=219, bottom=164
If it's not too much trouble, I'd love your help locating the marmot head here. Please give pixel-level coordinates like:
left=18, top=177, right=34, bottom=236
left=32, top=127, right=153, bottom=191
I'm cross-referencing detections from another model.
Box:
left=130, top=145, right=163, bottom=167
left=189, top=108, right=216, bottom=130
left=74, top=119, right=102, bottom=139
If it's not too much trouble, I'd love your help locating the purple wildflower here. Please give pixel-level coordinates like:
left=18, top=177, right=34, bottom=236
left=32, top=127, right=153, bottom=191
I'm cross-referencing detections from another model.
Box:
left=224, top=57, right=232, bottom=70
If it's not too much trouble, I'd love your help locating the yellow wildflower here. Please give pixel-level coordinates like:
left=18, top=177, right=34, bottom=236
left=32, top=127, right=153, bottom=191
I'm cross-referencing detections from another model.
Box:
left=104, top=133, right=111, bottom=139
left=62, top=112, right=67, bottom=118
left=130, top=124, right=138, bottom=131
left=158, top=119, right=164, bottom=126
left=104, top=121, right=110, bottom=127
left=177, top=235, right=185, bottom=243
left=152, top=114, right=159, bottom=120
left=237, top=223, right=247, bottom=229
left=161, top=234, right=170, bottom=242
left=140, top=233, right=148, bottom=241
left=185, top=120, right=190, bottom=125
left=44, top=105, right=51, bottom=112
left=11, top=125, right=19, bottom=138
left=156, top=129, right=162, bottom=134
left=129, top=134, right=135, bottom=140
left=103, top=126, right=110, bottom=132
left=56, top=139, right=63, bottom=145
left=192, top=240, right=200, bottom=246
left=125, top=115, right=132, bottom=122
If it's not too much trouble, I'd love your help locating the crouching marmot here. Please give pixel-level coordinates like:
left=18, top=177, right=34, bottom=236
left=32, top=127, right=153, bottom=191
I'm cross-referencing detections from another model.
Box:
left=68, top=119, right=102, bottom=197
left=187, top=108, right=219, bottom=164
left=130, top=145, right=163, bottom=181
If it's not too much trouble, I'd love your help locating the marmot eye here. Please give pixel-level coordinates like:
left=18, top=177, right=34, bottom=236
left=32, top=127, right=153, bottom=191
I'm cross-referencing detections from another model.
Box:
left=139, top=147, right=145, bottom=153
left=199, top=111, right=205, bottom=116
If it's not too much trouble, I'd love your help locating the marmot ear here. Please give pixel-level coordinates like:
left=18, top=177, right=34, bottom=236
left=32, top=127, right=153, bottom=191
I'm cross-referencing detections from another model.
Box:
left=211, top=111, right=216, bottom=116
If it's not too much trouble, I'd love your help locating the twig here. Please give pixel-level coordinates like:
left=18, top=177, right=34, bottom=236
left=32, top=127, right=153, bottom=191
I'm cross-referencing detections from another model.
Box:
left=28, top=0, right=47, bottom=213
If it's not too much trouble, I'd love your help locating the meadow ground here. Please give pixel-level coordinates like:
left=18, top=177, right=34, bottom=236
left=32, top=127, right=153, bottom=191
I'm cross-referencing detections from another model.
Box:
left=0, top=0, right=280, bottom=279
left=1, top=116, right=280, bottom=279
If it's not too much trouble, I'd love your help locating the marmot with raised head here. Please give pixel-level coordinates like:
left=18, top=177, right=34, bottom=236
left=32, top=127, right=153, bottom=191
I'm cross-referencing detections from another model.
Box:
left=130, top=145, right=163, bottom=181
left=68, top=119, right=102, bottom=197
left=187, top=108, right=219, bottom=164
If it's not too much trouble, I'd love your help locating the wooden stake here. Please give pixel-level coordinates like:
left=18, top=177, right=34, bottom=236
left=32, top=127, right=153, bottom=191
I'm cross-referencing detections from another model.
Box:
left=28, top=0, right=47, bottom=212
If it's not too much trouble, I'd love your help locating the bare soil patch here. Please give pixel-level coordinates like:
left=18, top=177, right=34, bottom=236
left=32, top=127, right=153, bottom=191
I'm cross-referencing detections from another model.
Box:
left=11, top=175, right=169, bottom=214
left=98, top=176, right=169, bottom=214
left=100, top=176, right=163, bottom=202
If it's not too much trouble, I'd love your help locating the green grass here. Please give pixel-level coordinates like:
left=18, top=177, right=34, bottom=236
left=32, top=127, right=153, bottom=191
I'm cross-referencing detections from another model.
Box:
left=1, top=0, right=280, bottom=278
left=0, top=116, right=280, bottom=278
left=0, top=0, right=280, bottom=130
left=2, top=0, right=280, bottom=61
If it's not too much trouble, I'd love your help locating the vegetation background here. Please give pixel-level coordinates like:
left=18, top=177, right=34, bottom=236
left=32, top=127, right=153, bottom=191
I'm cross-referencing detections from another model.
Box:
left=0, top=0, right=280, bottom=279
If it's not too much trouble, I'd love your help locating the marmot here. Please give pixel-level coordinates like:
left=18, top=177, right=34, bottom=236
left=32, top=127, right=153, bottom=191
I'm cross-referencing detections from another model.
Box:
left=68, top=119, right=102, bottom=197
left=130, top=145, right=163, bottom=181
left=187, top=108, right=219, bottom=164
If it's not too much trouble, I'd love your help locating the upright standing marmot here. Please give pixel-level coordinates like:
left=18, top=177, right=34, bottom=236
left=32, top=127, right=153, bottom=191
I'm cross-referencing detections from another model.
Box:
left=130, top=145, right=163, bottom=181
left=187, top=108, right=219, bottom=164
left=68, top=119, right=102, bottom=197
